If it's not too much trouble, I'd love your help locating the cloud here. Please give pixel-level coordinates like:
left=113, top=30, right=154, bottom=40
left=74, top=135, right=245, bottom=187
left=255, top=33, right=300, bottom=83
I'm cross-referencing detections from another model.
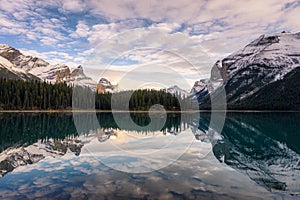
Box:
left=1, top=140, right=287, bottom=200
left=85, top=19, right=148, bottom=44
left=1, top=0, right=300, bottom=86
left=70, top=21, right=90, bottom=38
left=86, top=0, right=205, bottom=24
left=0, top=0, right=33, bottom=13
left=0, top=1, right=70, bottom=48
left=60, top=0, right=87, bottom=13
left=0, top=17, right=21, bottom=28
left=87, top=28, right=187, bottom=61
left=74, top=0, right=300, bottom=59
left=19, top=49, right=49, bottom=59
left=20, top=48, right=79, bottom=68
left=39, top=37, right=59, bottom=46
left=83, top=27, right=212, bottom=85
left=281, top=2, right=300, bottom=29
left=0, top=12, right=27, bottom=36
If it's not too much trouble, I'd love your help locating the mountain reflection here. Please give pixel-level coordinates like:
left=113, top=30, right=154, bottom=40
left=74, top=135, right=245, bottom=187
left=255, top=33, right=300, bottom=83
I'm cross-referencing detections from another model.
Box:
left=200, top=112, right=300, bottom=194
left=0, top=112, right=299, bottom=195
left=0, top=112, right=194, bottom=153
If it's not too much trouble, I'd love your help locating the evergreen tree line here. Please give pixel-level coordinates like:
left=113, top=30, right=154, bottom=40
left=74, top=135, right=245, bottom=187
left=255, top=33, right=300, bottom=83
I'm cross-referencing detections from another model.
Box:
left=0, top=78, right=72, bottom=110
left=0, top=78, right=196, bottom=111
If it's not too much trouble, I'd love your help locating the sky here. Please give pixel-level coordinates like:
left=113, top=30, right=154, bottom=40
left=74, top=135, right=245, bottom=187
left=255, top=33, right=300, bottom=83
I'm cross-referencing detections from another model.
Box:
left=0, top=0, right=300, bottom=89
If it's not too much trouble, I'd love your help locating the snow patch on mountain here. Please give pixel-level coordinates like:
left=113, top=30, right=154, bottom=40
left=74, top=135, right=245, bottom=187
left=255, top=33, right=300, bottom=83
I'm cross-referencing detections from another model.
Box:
left=0, top=56, right=39, bottom=81
left=161, top=85, right=189, bottom=98
left=0, top=44, right=96, bottom=88
left=195, top=32, right=300, bottom=105
left=190, top=79, right=209, bottom=94
left=97, top=78, right=118, bottom=93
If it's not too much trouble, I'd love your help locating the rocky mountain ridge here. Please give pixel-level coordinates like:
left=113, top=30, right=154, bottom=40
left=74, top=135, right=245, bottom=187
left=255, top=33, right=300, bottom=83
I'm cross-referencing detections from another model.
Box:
left=0, top=44, right=96, bottom=88
left=192, top=32, right=300, bottom=109
left=0, top=44, right=122, bottom=94
left=97, top=78, right=118, bottom=93
left=161, top=85, right=189, bottom=98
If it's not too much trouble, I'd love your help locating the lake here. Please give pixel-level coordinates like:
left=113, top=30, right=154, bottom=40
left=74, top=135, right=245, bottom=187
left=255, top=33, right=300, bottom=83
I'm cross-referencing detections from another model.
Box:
left=0, top=112, right=299, bottom=199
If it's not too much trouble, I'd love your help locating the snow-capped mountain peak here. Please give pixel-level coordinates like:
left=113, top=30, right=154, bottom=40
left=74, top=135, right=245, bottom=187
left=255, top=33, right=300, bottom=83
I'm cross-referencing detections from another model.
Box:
left=97, top=78, right=117, bottom=93
left=194, top=31, right=300, bottom=108
left=0, top=44, right=96, bottom=88
left=161, top=85, right=189, bottom=98
left=190, top=79, right=209, bottom=94
left=0, top=54, right=39, bottom=81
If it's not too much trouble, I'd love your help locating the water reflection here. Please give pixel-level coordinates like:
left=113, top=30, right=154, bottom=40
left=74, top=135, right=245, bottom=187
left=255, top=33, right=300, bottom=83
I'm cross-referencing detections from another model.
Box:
left=0, top=112, right=201, bottom=176
left=0, top=112, right=299, bottom=197
left=0, top=113, right=78, bottom=153
left=199, top=112, right=300, bottom=194
left=0, top=112, right=193, bottom=153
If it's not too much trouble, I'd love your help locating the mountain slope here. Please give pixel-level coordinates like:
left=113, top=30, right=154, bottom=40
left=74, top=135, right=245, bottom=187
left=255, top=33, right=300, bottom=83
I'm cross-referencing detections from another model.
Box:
left=0, top=44, right=96, bottom=88
left=190, top=79, right=210, bottom=103
left=233, top=67, right=300, bottom=110
left=195, top=32, right=300, bottom=110
left=161, top=85, right=189, bottom=98
left=97, top=78, right=117, bottom=93
left=0, top=55, right=39, bottom=81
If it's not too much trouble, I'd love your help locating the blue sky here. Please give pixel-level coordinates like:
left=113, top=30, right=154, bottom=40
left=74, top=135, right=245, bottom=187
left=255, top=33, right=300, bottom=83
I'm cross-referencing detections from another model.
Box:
left=0, top=0, right=300, bottom=89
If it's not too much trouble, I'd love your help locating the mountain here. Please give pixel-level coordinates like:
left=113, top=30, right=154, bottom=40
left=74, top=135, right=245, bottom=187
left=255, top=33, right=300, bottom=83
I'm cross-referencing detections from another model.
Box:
left=194, top=32, right=300, bottom=110
left=0, top=138, right=83, bottom=177
left=190, top=79, right=210, bottom=103
left=97, top=78, right=117, bottom=93
left=0, top=44, right=96, bottom=88
left=190, top=80, right=208, bottom=94
left=197, top=113, right=300, bottom=194
left=55, top=65, right=96, bottom=89
left=0, top=52, right=40, bottom=81
left=161, top=85, right=189, bottom=98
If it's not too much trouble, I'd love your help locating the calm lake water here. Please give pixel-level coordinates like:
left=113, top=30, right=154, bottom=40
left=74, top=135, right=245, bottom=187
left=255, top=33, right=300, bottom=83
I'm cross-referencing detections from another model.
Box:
left=0, top=112, right=299, bottom=199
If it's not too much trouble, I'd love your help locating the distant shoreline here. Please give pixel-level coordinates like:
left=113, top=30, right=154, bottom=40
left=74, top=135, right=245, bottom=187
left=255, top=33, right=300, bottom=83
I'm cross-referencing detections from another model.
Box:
left=0, top=110, right=300, bottom=113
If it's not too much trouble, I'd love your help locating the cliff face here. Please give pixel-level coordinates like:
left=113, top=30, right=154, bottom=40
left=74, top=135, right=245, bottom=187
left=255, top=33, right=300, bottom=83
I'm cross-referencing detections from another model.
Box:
left=97, top=78, right=117, bottom=93
left=55, top=67, right=71, bottom=83
left=193, top=32, right=300, bottom=110
left=96, top=84, right=106, bottom=94
left=0, top=44, right=96, bottom=88
left=0, top=44, right=49, bottom=70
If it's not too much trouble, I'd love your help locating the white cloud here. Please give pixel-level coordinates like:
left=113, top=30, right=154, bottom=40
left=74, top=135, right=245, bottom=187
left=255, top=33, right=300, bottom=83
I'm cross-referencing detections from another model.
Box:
left=0, top=12, right=26, bottom=36
left=0, top=17, right=21, bottom=28
left=0, top=1, right=71, bottom=49
left=80, top=27, right=213, bottom=89
left=70, top=21, right=90, bottom=38
left=86, top=0, right=205, bottom=24
left=1, top=0, right=300, bottom=85
left=77, top=0, right=300, bottom=64
left=281, top=3, right=300, bottom=29
left=0, top=0, right=33, bottom=13
left=19, top=49, right=49, bottom=59
left=40, top=37, right=59, bottom=46
left=20, top=48, right=79, bottom=68
left=60, top=0, right=87, bottom=13
left=78, top=48, right=95, bottom=57
left=85, top=19, right=148, bottom=44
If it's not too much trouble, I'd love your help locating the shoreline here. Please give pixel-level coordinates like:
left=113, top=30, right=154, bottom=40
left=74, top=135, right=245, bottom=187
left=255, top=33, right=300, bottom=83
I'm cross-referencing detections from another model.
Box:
left=0, top=110, right=300, bottom=113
